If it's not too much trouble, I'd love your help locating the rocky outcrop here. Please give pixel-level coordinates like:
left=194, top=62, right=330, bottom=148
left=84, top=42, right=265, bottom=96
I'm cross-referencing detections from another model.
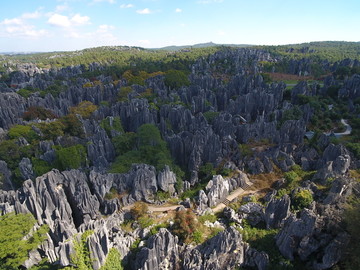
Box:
left=157, top=165, right=177, bottom=194
left=205, top=175, right=230, bottom=207
left=135, top=228, right=180, bottom=270
left=264, top=194, right=291, bottom=229
left=0, top=161, right=14, bottom=190
left=183, top=227, right=246, bottom=270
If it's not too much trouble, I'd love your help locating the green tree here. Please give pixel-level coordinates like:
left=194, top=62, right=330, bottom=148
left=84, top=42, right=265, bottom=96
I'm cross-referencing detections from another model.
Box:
left=100, top=248, right=123, bottom=270
left=69, top=101, right=98, bottom=119
left=292, top=190, right=313, bottom=210
left=172, top=209, right=199, bottom=243
left=0, top=213, right=49, bottom=270
left=164, top=70, right=190, bottom=89
left=60, top=114, right=85, bottom=138
left=8, top=124, right=38, bottom=142
left=54, top=144, right=86, bottom=171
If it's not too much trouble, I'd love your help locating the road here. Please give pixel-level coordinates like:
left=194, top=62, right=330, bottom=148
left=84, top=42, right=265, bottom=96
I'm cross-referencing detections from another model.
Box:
left=324, top=119, right=352, bottom=137
left=122, top=184, right=254, bottom=213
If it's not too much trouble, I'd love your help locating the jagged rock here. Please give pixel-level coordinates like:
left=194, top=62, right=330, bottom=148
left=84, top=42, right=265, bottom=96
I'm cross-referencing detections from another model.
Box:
left=0, top=160, right=14, bottom=190
left=264, top=194, right=291, bottom=229
left=182, top=227, right=246, bottom=270
left=135, top=228, right=180, bottom=270
left=19, top=157, right=34, bottom=180
left=129, top=164, right=158, bottom=202
left=314, top=155, right=351, bottom=183
left=196, top=189, right=209, bottom=213
left=312, top=232, right=350, bottom=270
left=244, top=248, right=269, bottom=270
left=276, top=209, right=320, bottom=261
left=206, top=175, right=230, bottom=207
left=239, top=203, right=264, bottom=226
left=223, top=206, right=242, bottom=224
left=181, top=198, right=191, bottom=208
left=323, top=177, right=354, bottom=205
left=157, top=165, right=177, bottom=194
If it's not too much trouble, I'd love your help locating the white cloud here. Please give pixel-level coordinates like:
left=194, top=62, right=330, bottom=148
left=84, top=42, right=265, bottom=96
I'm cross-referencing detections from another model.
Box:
left=71, top=14, right=90, bottom=25
left=120, top=3, right=134, bottom=8
left=1, top=18, right=22, bottom=26
left=48, top=13, right=90, bottom=27
left=198, top=0, right=224, bottom=3
left=0, top=18, right=48, bottom=38
left=48, top=14, right=71, bottom=27
left=217, top=30, right=226, bottom=36
left=175, top=8, right=182, bottom=13
left=136, top=8, right=152, bottom=14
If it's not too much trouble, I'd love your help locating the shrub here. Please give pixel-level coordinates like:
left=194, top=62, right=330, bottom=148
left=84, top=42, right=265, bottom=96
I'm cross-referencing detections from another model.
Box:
left=69, top=101, right=98, bottom=119
left=8, top=124, right=38, bottom=142
left=118, top=86, right=133, bottom=101
left=32, top=158, right=52, bottom=177
left=164, top=70, right=190, bottom=89
left=130, top=202, right=148, bottom=220
left=138, top=216, right=154, bottom=229
left=104, top=187, right=118, bottom=200
left=60, top=114, right=84, bottom=138
left=69, top=231, right=94, bottom=270
left=100, top=117, right=124, bottom=138
left=23, top=106, right=57, bottom=121
left=100, top=248, right=123, bottom=270
left=112, top=132, right=136, bottom=155
left=292, top=190, right=313, bottom=210
left=172, top=209, right=198, bottom=243
left=17, top=88, right=33, bottom=98
left=37, top=121, right=65, bottom=140
left=203, top=111, right=220, bottom=124
left=54, top=144, right=86, bottom=171
left=0, top=213, right=49, bottom=269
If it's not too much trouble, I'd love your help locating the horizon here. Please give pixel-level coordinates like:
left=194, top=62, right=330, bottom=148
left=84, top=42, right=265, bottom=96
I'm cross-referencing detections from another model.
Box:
left=1, top=40, right=359, bottom=55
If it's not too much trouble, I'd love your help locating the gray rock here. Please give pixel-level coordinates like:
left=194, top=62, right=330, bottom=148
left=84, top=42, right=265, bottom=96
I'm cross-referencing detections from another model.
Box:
left=157, top=165, right=177, bottom=194
left=239, top=203, right=264, bottom=226
left=276, top=209, right=320, bottom=261
left=0, top=160, right=14, bottom=190
left=19, top=157, right=34, bottom=180
left=264, top=194, right=291, bottom=229
left=223, top=207, right=242, bottom=224
left=206, top=175, right=230, bottom=207
left=135, top=228, right=180, bottom=270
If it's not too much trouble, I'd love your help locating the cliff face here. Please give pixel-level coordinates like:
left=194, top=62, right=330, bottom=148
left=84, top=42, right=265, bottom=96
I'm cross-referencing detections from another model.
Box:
left=0, top=47, right=359, bottom=269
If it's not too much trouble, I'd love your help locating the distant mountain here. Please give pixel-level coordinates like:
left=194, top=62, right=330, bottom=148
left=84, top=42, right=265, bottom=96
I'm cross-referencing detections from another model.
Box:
left=155, top=42, right=253, bottom=51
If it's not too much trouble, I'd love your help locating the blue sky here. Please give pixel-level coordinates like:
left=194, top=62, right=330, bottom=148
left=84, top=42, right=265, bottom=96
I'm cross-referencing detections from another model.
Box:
left=0, top=0, right=359, bottom=52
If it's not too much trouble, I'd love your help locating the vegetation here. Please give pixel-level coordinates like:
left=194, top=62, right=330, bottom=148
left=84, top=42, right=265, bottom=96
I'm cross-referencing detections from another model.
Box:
left=291, top=189, right=313, bottom=210
left=0, top=213, right=49, bottom=269
left=100, top=248, right=123, bottom=270
left=110, top=124, right=183, bottom=177
left=343, top=201, right=360, bottom=269
left=67, top=231, right=94, bottom=270
left=53, top=144, right=87, bottom=171
left=69, top=101, right=98, bottom=119
left=23, top=106, right=57, bottom=121
left=239, top=221, right=296, bottom=269
left=172, top=209, right=199, bottom=243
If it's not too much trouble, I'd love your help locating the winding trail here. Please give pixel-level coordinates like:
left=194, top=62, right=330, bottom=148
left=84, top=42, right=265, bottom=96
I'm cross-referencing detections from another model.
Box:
left=122, top=182, right=254, bottom=213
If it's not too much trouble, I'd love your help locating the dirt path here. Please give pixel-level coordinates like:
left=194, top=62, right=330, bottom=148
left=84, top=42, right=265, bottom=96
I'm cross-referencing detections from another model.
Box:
left=122, top=184, right=254, bottom=213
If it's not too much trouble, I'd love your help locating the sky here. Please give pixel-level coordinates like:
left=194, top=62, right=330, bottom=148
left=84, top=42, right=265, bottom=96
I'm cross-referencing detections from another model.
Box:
left=0, top=0, right=359, bottom=52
